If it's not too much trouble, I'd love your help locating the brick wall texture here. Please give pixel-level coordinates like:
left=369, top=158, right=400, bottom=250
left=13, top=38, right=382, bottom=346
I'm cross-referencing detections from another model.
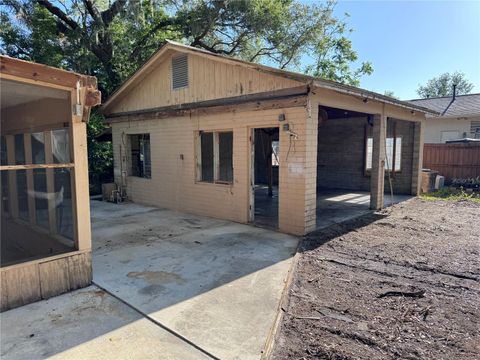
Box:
left=316, top=116, right=414, bottom=195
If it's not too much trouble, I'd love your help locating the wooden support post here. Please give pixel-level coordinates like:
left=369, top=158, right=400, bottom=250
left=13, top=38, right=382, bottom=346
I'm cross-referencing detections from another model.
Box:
left=213, top=132, right=220, bottom=181
left=24, top=134, right=36, bottom=224
left=370, top=114, right=386, bottom=210
left=249, top=129, right=255, bottom=223
left=267, top=136, right=273, bottom=197
left=70, top=90, right=91, bottom=251
left=411, top=120, right=424, bottom=195
left=5, top=135, right=18, bottom=217
left=44, top=131, right=57, bottom=234
left=195, top=132, right=202, bottom=182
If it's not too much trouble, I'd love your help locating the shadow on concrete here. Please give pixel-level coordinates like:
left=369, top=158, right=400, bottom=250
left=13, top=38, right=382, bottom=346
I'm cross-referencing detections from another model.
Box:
left=1, top=200, right=299, bottom=360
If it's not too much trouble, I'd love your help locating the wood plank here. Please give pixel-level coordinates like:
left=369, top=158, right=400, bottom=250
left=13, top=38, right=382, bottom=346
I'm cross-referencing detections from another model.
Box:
left=3, top=264, right=41, bottom=309
left=0, top=163, right=74, bottom=171
left=23, top=134, right=36, bottom=224
left=5, top=135, right=19, bottom=217
left=105, top=85, right=308, bottom=118
left=0, top=55, right=96, bottom=89
left=0, top=271, right=8, bottom=312
left=1, top=123, right=70, bottom=137
left=106, top=93, right=308, bottom=124
left=214, top=132, right=220, bottom=181
left=39, top=259, right=70, bottom=299
left=44, top=131, right=57, bottom=234
left=423, top=143, right=480, bottom=180
left=70, top=87, right=92, bottom=252
left=67, top=252, right=92, bottom=290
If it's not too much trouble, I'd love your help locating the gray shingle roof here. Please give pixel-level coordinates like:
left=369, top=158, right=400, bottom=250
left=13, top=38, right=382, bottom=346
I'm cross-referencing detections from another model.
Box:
left=408, top=93, right=480, bottom=118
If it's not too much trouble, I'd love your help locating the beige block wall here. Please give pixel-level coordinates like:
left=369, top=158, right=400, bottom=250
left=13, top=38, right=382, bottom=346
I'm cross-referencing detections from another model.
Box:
left=111, top=105, right=312, bottom=235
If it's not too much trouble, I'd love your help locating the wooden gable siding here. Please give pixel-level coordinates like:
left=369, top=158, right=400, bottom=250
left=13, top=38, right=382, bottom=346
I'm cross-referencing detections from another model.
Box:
left=108, top=50, right=302, bottom=114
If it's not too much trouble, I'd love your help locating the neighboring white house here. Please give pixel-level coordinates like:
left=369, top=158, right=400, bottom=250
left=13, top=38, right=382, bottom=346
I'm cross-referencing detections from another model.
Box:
left=409, top=93, right=480, bottom=143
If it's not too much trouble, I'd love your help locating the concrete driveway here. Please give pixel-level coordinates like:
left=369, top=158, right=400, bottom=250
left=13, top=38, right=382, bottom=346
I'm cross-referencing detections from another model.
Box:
left=1, top=201, right=298, bottom=360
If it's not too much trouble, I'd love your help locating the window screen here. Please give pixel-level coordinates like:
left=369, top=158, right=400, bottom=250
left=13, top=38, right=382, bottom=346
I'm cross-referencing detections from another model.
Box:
left=172, top=54, right=189, bottom=89
left=33, top=168, right=49, bottom=229
left=52, top=129, right=70, bottom=163
left=200, top=132, right=214, bottom=182
left=198, top=131, right=233, bottom=183
left=218, top=132, right=233, bottom=182
left=130, top=134, right=151, bottom=178
left=31, top=132, right=46, bottom=164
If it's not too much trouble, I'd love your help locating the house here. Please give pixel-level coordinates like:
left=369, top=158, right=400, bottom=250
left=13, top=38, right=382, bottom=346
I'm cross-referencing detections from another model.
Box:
left=0, top=56, right=101, bottom=311
left=101, top=40, right=435, bottom=236
left=409, top=92, right=480, bottom=143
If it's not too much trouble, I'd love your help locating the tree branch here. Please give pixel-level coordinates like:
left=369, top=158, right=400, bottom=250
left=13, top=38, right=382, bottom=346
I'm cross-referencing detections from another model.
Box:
left=128, top=19, right=179, bottom=61
left=36, top=0, right=79, bottom=30
left=83, top=0, right=102, bottom=24
left=101, top=0, right=127, bottom=26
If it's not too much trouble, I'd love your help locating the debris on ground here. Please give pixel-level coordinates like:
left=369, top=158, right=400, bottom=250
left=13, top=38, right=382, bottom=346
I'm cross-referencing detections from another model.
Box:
left=273, top=198, right=480, bottom=359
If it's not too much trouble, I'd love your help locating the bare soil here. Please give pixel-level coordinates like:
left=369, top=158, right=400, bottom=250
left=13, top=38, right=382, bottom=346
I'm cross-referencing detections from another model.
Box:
left=273, top=198, right=480, bottom=360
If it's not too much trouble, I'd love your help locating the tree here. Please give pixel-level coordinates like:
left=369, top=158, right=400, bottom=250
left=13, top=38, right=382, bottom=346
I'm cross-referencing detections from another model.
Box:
left=1, top=0, right=373, bottom=95
left=383, top=90, right=398, bottom=99
left=417, top=72, right=474, bottom=98
left=1, top=0, right=373, bottom=192
left=87, top=111, right=113, bottom=193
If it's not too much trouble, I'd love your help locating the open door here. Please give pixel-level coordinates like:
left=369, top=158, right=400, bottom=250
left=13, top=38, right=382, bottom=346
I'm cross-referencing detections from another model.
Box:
left=250, top=127, right=279, bottom=229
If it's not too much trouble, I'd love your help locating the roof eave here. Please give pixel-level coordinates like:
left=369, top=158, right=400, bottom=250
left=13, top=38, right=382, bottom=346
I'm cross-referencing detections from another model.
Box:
left=312, top=80, right=439, bottom=116
left=425, top=113, right=480, bottom=119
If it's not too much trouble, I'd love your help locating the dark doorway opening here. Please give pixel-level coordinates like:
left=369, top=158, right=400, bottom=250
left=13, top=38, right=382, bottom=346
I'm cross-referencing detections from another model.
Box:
left=251, top=127, right=279, bottom=229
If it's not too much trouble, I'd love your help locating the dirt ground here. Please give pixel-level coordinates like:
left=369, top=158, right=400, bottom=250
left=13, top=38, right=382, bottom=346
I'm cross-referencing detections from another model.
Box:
left=273, top=198, right=480, bottom=360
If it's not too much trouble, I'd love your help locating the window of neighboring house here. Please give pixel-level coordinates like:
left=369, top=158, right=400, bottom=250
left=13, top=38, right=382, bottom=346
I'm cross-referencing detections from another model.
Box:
left=172, top=54, right=188, bottom=90
left=130, top=134, right=151, bottom=178
left=366, top=137, right=402, bottom=172
left=198, top=131, right=233, bottom=184
left=440, top=130, right=460, bottom=143
left=470, top=121, right=480, bottom=139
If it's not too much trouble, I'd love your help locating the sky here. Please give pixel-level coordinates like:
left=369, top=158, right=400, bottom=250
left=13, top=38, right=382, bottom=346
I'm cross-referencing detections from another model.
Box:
left=311, top=0, right=480, bottom=100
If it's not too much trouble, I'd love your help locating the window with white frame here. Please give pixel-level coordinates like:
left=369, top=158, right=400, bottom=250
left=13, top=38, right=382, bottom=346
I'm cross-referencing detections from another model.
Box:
left=197, top=131, right=233, bottom=183
left=366, top=137, right=402, bottom=171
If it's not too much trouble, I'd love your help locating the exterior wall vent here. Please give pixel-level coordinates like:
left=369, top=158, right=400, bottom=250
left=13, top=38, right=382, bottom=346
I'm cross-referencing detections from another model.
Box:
left=171, top=54, right=189, bottom=90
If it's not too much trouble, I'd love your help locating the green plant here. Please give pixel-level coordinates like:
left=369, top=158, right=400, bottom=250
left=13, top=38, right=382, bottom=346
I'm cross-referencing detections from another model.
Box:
left=451, top=177, right=480, bottom=189
left=421, top=187, right=480, bottom=203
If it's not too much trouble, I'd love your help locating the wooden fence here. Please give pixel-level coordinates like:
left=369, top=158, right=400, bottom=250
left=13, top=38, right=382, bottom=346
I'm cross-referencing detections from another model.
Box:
left=423, top=143, right=480, bottom=180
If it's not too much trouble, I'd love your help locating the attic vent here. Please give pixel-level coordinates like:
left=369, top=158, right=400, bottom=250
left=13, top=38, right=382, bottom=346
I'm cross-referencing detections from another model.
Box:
left=172, top=54, right=189, bottom=90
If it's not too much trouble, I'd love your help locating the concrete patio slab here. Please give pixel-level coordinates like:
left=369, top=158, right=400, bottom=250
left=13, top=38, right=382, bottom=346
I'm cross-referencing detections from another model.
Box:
left=0, top=286, right=209, bottom=360
left=91, top=201, right=298, bottom=360
left=1, top=201, right=298, bottom=359
left=316, top=190, right=412, bottom=229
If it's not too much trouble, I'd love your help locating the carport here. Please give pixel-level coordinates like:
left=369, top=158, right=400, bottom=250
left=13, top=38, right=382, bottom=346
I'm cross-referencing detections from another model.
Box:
left=314, top=105, right=418, bottom=229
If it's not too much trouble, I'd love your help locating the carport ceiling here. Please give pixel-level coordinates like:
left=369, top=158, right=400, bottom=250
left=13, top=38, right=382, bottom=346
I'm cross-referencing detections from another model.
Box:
left=321, top=106, right=369, bottom=120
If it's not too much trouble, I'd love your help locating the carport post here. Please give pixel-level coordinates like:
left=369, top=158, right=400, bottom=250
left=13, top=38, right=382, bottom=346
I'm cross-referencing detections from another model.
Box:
left=370, top=114, right=387, bottom=210
left=411, top=120, right=424, bottom=195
